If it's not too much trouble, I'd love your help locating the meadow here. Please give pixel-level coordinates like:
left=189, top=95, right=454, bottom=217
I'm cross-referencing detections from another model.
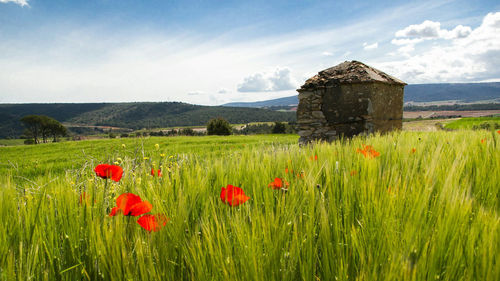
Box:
left=0, top=132, right=499, bottom=280
left=444, top=116, right=500, bottom=130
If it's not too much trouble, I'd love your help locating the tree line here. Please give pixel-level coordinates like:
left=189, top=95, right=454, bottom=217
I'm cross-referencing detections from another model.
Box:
left=20, top=115, right=68, bottom=144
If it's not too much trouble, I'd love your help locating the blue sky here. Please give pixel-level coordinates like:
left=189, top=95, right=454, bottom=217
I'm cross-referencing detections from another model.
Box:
left=0, top=0, right=499, bottom=105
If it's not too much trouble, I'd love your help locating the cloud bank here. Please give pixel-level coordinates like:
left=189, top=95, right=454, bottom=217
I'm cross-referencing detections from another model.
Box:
left=381, top=12, right=500, bottom=83
left=395, top=20, right=472, bottom=39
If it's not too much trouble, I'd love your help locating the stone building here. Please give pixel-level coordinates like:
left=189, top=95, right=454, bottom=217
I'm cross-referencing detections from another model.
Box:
left=297, top=60, right=406, bottom=144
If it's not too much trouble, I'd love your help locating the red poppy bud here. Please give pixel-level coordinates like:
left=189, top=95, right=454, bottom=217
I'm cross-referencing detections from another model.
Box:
left=151, top=168, right=162, bottom=177
left=268, top=177, right=289, bottom=189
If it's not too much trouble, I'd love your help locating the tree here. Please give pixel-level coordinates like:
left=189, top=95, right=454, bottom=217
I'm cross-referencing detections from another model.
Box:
left=45, top=117, right=68, bottom=142
left=20, top=115, right=42, bottom=144
left=20, top=115, right=67, bottom=144
left=207, top=117, right=232, bottom=136
left=272, top=122, right=287, bottom=134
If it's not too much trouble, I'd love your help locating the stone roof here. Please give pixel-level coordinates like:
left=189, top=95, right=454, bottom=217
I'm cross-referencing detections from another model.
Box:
left=299, top=61, right=406, bottom=89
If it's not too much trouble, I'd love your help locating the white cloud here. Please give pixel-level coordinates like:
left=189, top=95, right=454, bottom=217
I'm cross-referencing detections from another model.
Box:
left=0, top=0, right=28, bottom=7
left=217, top=88, right=229, bottom=94
left=395, top=20, right=472, bottom=40
left=391, top=20, right=472, bottom=56
left=390, top=39, right=422, bottom=56
left=395, top=20, right=442, bottom=38
left=380, top=12, right=500, bottom=83
left=391, top=38, right=424, bottom=46
left=363, top=42, right=378, bottom=50
left=445, top=25, right=472, bottom=39
left=237, top=73, right=270, bottom=92
left=397, top=44, right=415, bottom=55
left=237, top=68, right=296, bottom=92
left=269, top=68, right=296, bottom=91
left=322, top=51, right=333, bottom=56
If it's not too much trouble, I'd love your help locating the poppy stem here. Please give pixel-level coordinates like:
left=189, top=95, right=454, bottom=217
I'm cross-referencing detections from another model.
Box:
left=126, top=217, right=131, bottom=238
left=103, top=179, right=108, bottom=214
left=91, top=180, right=96, bottom=208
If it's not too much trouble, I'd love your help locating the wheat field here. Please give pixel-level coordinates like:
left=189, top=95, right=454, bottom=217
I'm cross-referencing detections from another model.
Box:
left=0, top=131, right=498, bottom=280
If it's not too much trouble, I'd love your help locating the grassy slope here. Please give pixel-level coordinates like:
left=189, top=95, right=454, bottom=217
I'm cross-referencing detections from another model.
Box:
left=444, top=116, right=500, bottom=130
left=0, top=132, right=499, bottom=280
left=66, top=103, right=296, bottom=129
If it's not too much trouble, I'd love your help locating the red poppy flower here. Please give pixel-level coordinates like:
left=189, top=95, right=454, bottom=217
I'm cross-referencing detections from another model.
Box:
left=137, top=214, right=169, bottom=232
left=94, top=164, right=123, bottom=182
left=497, top=130, right=500, bottom=134
left=151, top=168, right=162, bottom=177
left=268, top=177, right=289, bottom=189
left=350, top=170, right=358, bottom=176
left=411, top=148, right=416, bottom=154
left=481, top=138, right=486, bottom=144
left=109, top=193, right=152, bottom=216
left=309, top=155, right=318, bottom=161
left=220, top=184, right=250, bottom=206
left=356, top=145, right=380, bottom=158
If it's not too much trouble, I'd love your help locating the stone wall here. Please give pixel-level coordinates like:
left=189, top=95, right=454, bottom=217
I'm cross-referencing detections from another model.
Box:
left=297, top=82, right=404, bottom=144
left=297, top=87, right=336, bottom=144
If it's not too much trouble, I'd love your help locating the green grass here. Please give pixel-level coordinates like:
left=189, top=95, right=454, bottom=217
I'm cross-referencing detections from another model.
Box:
left=0, top=132, right=499, bottom=281
left=0, top=139, right=25, bottom=146
left=444, top=116, right=500, bottom=130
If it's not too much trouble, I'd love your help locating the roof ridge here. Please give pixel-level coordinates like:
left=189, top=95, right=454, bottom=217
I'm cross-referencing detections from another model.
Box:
left=300, top=61, right=406, bottom=90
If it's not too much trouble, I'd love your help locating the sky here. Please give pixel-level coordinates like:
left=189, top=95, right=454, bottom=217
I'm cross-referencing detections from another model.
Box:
left=0, top=0, right=499, bottom=105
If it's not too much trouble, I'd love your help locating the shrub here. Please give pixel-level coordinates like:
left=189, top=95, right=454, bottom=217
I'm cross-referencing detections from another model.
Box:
left=207, top=117, right=232, bottom=136
left=272, top=122, right=287, bottom=134
left=181, top=128, right=195, bottom=136
left=472, top=122, right=500, bottom=130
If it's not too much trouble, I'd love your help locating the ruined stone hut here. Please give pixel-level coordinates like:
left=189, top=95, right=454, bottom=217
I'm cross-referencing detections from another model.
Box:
left=296, top=60, right=406, bottom=144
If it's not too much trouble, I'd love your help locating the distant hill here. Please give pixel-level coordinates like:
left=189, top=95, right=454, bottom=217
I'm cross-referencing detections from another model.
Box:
left=405, top=82, right=500, bottom=102
left=224, top=96, right=299, bottom=108
left=0, top=102, right=296, bottom=139
left=223, top=82, right=500, bottom=107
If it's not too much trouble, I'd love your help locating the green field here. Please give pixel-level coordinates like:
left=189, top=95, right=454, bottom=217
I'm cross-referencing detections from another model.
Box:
left=444, top=116, right=500, bottom=130
left=0, top=139, right=25, bottom=147
left=0, top=132, right=499, bottom=280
